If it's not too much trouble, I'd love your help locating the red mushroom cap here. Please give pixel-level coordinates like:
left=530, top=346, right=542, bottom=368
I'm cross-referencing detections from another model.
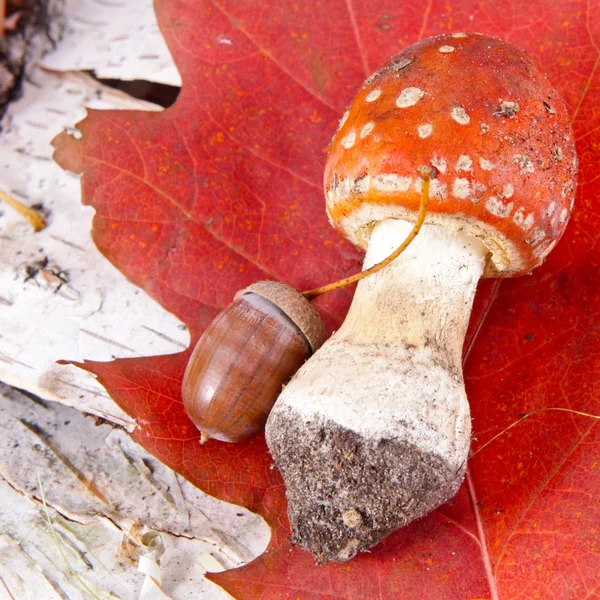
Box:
left=325, top=33, right=578, bottom=276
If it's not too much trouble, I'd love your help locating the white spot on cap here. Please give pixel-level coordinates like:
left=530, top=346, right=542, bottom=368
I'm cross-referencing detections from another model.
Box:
left=342, top=177, right=352, bottom=195
left=373, top=174, right=412, bottom=192
left=414, top=178, right=448, bottom=199
left=471, top=182, right=487, bottom=204
left=326, top=188, right=336, bottom=207
left=486, top=196, right=514, bottom=218
left=396, top=87, right=425, bottom=108
left=326, top=176, right=352, bottom=205
left=513, top=207, right=525, bottom=226
left=339, top=111, right=349, bottom=128
left=439, top=45, right=455, bottom=53
left=502, top=184, right=514, bottom=199
left=497, top=101, right=520, bottom=117
left=352, top=175, right=370, bottom=194
left=341, top=131, right=356, bottom=149
left=479, top=157, right=494, bottom=171
left=455, top=155, right=473, bottom=172
left=418, top=124, right=433, bottom=138
left=480, top=123, right=490, bottom=133
left=513, top=207, right=534, bottom=230
left=360, top=122, right=375, bottom=138
left=558, top=207, right=569, bottom=225
left=431, top=157, right=447, bottom=174
left=528, top=228, right=546, bottom=246
left=431, top=180, right=448, bottom=199
left=553, top=145, right=564, bottom=161
left=452, top=32, right=468, bottom=38
left=561, top=181, right=573, bottom=198
left=513, top=154, right=535, bottom=174
left=451, top=107, right=470, bottom=125
left=452, top=178, right=471, bottom=199
left=366, top=89, right=381, bottom=103
left=546, top=201, right=557, bottom=217
left=533, top=238, right=557, bottom=258
left=532, top=240, right=550, bottom=257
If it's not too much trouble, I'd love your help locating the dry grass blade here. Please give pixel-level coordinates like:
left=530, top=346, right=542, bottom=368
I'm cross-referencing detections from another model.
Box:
left=37, top=473, right=104, bottom=600
left=303, top=165, right=431, bottom=299
left=0, top=189, right=47, bottom=231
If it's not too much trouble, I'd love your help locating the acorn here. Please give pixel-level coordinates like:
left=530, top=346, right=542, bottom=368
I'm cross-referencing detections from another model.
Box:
left=181, top=281, right=324, bottom=443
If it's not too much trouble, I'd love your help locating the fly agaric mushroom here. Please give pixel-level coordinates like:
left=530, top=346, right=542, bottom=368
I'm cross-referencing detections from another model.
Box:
left=265, top=33, right=578, bottom=564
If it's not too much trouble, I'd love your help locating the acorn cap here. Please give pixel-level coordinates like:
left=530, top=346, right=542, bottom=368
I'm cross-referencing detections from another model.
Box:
left=325, top=33, right=578, bottom=276
left=236, top=281, right=325, bottom=353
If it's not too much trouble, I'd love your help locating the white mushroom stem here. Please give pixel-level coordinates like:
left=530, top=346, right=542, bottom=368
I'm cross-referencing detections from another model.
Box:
left=266, top=219, right=488, bottom=563
left=279, top=217, right=487, bottom=467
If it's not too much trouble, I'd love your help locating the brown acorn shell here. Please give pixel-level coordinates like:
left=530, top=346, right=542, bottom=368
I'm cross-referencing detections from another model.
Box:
left=182, top=291, right=314, bottom=443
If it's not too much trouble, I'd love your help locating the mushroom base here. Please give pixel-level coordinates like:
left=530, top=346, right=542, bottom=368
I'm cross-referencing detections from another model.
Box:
left=267, top=409, right=465, bottom=564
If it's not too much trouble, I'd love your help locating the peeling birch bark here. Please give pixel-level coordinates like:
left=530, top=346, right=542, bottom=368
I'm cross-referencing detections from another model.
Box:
left=0, top=384, right=269, bottom=599
left=0, top=5, right=271, bottom=598
left=0, top=66, right=187, bottom=428
left=1, top=0, right=184, bottom=427
left=39, top=0, right=181, bottom=86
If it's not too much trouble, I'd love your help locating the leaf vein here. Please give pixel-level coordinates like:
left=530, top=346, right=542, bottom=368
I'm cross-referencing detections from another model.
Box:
left=210, top=0, right=338, bottom=112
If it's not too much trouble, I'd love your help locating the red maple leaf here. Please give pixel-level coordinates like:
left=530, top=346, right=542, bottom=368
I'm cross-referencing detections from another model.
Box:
left=52, top=1, right=600, bottom=598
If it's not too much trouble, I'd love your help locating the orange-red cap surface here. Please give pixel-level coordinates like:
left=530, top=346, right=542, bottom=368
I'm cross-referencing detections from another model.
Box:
left=325, top=33, right=578, bottom=276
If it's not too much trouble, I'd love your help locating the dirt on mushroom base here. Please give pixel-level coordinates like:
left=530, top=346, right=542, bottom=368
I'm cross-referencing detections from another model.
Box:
left=268, top=409, right=460, bottom=564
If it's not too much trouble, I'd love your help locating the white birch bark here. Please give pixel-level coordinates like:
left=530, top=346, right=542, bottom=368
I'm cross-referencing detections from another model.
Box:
left=0, top=0, right=185, bottom=428
left=0, top=3, right=271, bottom=599
left=0, top=383, right=269, bottom=599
